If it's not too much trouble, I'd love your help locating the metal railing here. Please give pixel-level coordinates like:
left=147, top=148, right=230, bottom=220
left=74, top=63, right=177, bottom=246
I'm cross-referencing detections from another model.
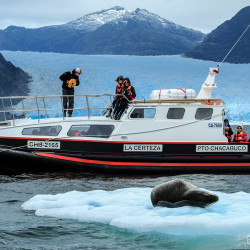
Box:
left=0, top=94, right=118, bottom=126
left=132, top=98, right=225, bottom=105
left=0, top=94, right=225, bottom=126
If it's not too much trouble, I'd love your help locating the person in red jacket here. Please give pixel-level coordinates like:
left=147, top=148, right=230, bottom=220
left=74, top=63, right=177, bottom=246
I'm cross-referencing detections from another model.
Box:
left=233, top=125, right=248, bottom=143
left=113, top=77, right=136, bottom=120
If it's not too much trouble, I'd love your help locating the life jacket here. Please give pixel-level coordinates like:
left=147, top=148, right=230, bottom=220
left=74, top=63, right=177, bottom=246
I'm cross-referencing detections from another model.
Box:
left=66, top=78, right=78, bottom=88
left=234, top=131, right=247, bottom=143
left=121, top=85, right=135, bottom=100
left=127, top=86, right=135, bottom=100
left=225, top=130, right=232, bottom=141
left=116, top=84, right=123, bottom=95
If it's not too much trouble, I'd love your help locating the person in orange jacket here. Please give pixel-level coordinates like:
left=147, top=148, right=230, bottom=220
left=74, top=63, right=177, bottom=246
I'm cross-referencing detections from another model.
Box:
left=106, top=75, right=124, bottom=118
left=233, top=125, right=248, bottom=143
left=113, top=77, right=136, bottom=120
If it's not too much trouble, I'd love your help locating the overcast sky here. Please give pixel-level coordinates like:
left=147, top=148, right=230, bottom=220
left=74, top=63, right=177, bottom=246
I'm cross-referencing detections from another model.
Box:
left=0, top=0, right=249, bottom=33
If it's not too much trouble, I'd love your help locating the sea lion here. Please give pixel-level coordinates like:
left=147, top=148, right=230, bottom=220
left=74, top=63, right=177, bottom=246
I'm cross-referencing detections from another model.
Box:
left=151, top=179, right=219, bottom=208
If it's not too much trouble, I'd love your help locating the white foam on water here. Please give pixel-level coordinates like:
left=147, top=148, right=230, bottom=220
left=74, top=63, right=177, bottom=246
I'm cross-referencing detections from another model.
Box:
left=22, top=187, right=250, bottom=236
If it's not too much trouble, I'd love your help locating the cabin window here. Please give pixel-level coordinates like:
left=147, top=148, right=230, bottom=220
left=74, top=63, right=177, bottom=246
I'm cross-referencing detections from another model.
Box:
left=130, top=108, right=156, bottom=119
left=67, top=125, right=114, bottom=138
left=195, top=108, right=213, bottom=120
left=22, top=125, right=62, bottom=136
left=167, top=108, right=185, bottom=119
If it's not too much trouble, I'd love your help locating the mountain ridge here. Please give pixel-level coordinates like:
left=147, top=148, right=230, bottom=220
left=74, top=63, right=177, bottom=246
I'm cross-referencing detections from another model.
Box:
left=0, top=52, right=31, bottom=98
left=184, top=6, right=250, bottom=63
left=0, top=6, right=205, bottom=55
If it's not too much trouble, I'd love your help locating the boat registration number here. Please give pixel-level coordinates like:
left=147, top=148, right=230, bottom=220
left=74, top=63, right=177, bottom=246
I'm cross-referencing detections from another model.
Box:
left=27, top=140, right=61, bottom=149
left=123, top=144, right=163, bottom=152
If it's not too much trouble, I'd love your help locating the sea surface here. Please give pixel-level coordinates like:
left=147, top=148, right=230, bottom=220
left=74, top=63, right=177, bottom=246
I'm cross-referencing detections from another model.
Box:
left=0, top=173, right=250, bottom=250
left=0, top=51, right=249, bottom=249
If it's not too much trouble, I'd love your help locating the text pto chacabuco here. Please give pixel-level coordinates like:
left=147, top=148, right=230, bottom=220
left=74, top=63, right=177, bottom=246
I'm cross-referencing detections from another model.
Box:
left=196, top=145, right=248, bottom=152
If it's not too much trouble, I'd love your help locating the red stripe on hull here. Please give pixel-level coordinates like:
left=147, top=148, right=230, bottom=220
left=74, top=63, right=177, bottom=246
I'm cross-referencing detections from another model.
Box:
left=36, top=152, right=250, bottom=167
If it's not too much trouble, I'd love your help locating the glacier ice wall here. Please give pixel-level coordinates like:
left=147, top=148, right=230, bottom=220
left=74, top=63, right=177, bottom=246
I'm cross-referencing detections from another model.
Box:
left=1, top=50, right=249, bottom=122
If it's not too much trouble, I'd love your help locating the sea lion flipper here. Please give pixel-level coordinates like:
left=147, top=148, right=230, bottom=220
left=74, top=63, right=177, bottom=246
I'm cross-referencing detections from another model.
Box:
left=156, top=201, right=177, bottom=208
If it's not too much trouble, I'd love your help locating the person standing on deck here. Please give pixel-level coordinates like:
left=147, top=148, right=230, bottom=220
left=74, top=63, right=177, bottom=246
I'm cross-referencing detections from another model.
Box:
left=60, top=68, right=82, bottom=117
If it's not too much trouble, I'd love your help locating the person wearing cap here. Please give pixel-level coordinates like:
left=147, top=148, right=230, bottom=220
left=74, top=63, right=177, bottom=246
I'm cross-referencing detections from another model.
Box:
left=113, top=77, right=136, bottom=120
left=59, top=68, right=82, bottom=117
left=224, top=119, right=233, bottom=142
left=233, top=125, right=248, bottom=143
left=106, top=75, right=124, bottom=118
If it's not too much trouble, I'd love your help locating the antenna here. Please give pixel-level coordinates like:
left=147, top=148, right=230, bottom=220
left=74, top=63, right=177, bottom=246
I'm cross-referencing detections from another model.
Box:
left=219, top=24, right=250, bottom=67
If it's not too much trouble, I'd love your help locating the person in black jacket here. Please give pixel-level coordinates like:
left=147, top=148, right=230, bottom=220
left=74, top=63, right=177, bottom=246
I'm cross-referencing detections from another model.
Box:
left=59, top=68, right=82, bottom=117
left=224, top=119, right=233, bottom=142
left=113, top=77, right=136, bottom=120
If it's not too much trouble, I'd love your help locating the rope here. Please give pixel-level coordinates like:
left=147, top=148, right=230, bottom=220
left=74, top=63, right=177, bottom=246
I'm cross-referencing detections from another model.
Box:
left=219, top=24, right=250, bottom=67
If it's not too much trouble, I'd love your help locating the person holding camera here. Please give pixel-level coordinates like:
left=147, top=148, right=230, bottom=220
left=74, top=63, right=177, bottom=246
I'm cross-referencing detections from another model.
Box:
left=59, top=68, right=82, bottom=117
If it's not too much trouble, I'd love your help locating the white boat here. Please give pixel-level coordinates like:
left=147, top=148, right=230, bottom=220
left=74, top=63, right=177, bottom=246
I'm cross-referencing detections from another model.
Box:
left=0, top=68, right=249, bottom=174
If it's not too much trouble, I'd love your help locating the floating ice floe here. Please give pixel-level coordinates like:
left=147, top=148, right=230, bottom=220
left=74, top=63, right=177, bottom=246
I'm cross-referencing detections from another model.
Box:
left=22, top=187, right=250, bottom=236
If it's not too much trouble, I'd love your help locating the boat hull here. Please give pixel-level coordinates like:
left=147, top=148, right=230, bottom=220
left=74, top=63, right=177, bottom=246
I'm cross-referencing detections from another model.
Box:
left=1, top=148, right=250, bottom=175
left=0, top=137, right=249, bottom=156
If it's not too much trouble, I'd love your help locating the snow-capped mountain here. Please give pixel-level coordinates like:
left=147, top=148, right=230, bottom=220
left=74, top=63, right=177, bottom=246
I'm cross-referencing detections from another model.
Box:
left=63, top=6, right=129, bottom=32
left=121, top=8, right=180, bottom=30
left=0, top=6, right=205, bottom=55
left=62, top=6, right=198, bottom=34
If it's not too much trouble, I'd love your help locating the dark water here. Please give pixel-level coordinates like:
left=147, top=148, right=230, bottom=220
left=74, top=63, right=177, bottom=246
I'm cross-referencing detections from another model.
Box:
left=1, top=173, right=250, bottom=250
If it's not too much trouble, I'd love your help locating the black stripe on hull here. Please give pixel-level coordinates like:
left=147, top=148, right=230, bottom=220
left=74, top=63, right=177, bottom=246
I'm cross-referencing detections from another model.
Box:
left=0, top=148, right=250, bottom=175
left=0, top=137, right=249, bottom=156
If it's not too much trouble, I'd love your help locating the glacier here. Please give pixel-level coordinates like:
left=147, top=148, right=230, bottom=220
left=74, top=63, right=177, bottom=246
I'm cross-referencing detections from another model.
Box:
left=1, top=50, right=249, bottom=122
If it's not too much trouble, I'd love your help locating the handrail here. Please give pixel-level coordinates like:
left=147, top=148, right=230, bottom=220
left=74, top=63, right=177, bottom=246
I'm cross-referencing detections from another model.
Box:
left=0, top=94, right=116, bottom=99
left=0, top=94, right=225, bottom=126
left=0, top=94, right=118, bottom=125
left=132, top=98, right=225, bottom=105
